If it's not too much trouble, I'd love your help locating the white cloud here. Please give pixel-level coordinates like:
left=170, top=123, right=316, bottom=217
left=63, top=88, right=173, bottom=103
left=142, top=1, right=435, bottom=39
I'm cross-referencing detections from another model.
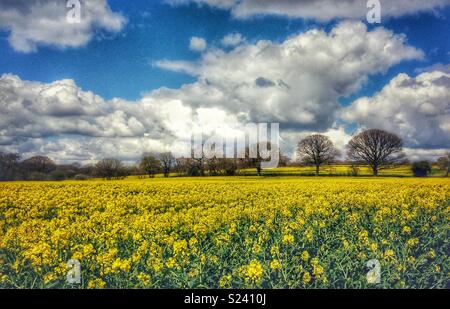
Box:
left=341, top=70, right=450, bottom=149
left=2, top=22, right=444, bottom=163
left=167, top=0, right=450, bottom=21
left=157, top=21, right=422, bottom=131
left=221, top=32, right=245, bottom=47
left=0, top=0, right=126, bottom=53
left=189, top=36, right=207, bottom=52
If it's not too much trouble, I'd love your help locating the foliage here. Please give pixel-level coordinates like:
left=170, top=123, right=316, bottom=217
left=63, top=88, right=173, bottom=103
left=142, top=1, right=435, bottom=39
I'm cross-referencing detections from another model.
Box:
left=412, top=161, right=432, bottom=177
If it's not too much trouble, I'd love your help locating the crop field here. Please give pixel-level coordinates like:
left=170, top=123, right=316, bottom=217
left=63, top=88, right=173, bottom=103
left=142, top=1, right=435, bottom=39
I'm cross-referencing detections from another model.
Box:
left=0, top=177, right=449, bottom=288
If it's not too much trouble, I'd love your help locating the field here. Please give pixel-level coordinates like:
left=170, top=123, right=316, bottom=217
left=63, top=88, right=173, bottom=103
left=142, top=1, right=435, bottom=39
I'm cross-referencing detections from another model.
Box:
left=0, top=176, right=449, bottom=288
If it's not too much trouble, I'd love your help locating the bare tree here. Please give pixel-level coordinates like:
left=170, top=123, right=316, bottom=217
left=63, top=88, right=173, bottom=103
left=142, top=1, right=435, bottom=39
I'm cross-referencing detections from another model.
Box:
left=221, top=158, right=238, bottom=176
left=347, top=129, right=405, bottom=176
left=191, top=143, right=206, bottom=176
left=21, top=155, right=56, bottom=174
left=297, top=134, right=339, bottom=175
left=0, top=152, right=21, bottom=181
left=436, top=153, right=450, bottom=177
left=95, top=158, right=125, bottom=180
left=158, top=152, right=175, bottom=177
left=140, top=154, right=161, bottom=178
left=243, top=142, right=279, bottom=176
left=174, top=157, right=189, bottom=176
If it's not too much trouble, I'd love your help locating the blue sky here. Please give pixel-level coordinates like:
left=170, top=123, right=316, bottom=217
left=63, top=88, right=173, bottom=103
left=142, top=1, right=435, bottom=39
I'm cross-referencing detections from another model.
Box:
left=0, top=0, right=449, bottom=163
left=1, top=1, right=448, bottom=101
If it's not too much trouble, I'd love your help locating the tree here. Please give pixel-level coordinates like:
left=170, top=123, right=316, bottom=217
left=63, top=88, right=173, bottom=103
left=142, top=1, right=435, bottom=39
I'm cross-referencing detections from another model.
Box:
left=0, top=152, right=21, bottom=181
left=206, top=155, right=221, bottom=176
left=95, top=158, right=125, bottom=180
left=158, top=152, right=175, bottom=178
left=436, top=153, right=450, bottom=177
left=173, top=157, right=189, bottom=176
left=140, top=155, right=161, bottom=178
left=412, top=161, right=432, bottom=177
left=21, top=155, right=56, bottom=175
left=191, top=143, right=206, bottom=176
left=243, top=142, right=279, bottom=176
left=347, top=129, right=404, bottom=176
left=48, top=169, right=67, bottom=181
left=297, top=134, right=339, bottom=175
left=221, top=158, right=238, bottom=176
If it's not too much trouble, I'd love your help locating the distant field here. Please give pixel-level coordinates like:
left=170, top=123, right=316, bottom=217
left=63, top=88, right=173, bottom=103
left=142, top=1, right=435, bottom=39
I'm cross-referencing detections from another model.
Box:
left=238, top=164, right=445, bottom=177
left=1, top=177, right=449, bottom=288
left=125, top=165, right=444, bottom=179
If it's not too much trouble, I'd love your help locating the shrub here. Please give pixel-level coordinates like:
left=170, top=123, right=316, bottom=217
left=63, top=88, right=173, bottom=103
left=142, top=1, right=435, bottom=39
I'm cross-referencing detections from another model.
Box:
left=74, top=174, right=90, bottom=181
left=48, top=170, right=66, bottom=181
left=29, top=172, right=47, bottom=181
left=412, top=161, right=432, bottom=177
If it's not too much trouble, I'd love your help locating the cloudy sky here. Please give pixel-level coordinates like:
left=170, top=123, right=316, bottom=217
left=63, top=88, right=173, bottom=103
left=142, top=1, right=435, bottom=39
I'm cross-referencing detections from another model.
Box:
left=0, top=0, right=449, bottom=164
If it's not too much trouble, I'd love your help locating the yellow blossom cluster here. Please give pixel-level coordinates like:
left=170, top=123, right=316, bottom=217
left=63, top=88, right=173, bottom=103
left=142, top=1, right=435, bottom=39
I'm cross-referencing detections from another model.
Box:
left=0, top=177, right=449, bottom=288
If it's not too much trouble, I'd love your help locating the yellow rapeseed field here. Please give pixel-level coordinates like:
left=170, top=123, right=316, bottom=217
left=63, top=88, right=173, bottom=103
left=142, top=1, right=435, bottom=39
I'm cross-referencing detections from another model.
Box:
left=0, top=177, right=449, bottom=288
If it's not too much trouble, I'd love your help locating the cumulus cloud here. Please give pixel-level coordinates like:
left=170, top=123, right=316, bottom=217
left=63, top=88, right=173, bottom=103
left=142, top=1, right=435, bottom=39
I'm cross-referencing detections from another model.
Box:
left=189, top=36, right=207, bottom=52
left=2, top=22, right=443, bottom=163
left=167, top=0, right=450, bottom=21
left=156, top=21, right=422, bottom=131
left=0, top=0, right=126, bottom=53
left=221, top=32, right=245, bottom=47
left=341, top=70, right=450, bottom=149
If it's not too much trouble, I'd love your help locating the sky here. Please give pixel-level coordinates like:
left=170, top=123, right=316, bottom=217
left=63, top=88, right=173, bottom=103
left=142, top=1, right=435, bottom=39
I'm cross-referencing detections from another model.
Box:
left=0, top=0, right=449, bottom=164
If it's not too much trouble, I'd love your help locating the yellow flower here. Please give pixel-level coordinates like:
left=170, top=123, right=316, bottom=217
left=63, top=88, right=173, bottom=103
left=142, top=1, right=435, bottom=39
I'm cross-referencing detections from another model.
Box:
left=252, top=243, right=262, bottom=254
left=137, top=272, right=151, bottom=286
left=87, top=278, right=106, bottom=289
left=43, top=272, right=57, bottom=285
left=200, top=254, right=207, bottom=264
left=282, top=234, right=295, bottom=245
left=383, top=249, right=395, bottom=260
left=407, top=256, right=416, bottom=264
left=148, top=258, right=163, bottom=273
left=358, top=230, right=369, bottom=243
left=189, top=237, right=198, bottom=247
left=313, top=264, right=324, bottom=278
left=302, top=272, right=311, bottom=284
left=270, top=245, right=280, bottom=256
left=173, top=239, right=188, bottom=255
left=166, top=257, right=176, bottom=269
left=219, top=274, right=232, bottom=288
left=188, top=268, right=200, bottom=278
left=305, top=229, right=314, bottom=242
left=370, top=243, right=378, bottom=252
left=402, top=226, right=411, bottom=234
left=270, top=259, right=282, bottom=271
left=342, top=239, right=350, bottom=249
left=301, top=250, right=309, bottom=262
left=111, top=258, right=131, bottom=273
left=243, top=260, right=264, bottom=284
left=406, top=238, right=419, bottom=248
left=427, top=249, right=436, bottom=259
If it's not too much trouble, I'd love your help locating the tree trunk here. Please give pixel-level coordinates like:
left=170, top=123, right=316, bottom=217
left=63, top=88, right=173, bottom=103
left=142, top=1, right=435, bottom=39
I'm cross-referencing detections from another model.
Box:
left=373, top=165, right=378, bottom=176
left=256, top=166, right=261, bottom=176
left=315, top=165, right=319, bottom=176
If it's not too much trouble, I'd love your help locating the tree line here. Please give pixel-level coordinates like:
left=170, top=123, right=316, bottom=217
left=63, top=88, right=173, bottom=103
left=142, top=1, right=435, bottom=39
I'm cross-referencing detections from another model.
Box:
left=1, top=129, right=449, bottom=181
